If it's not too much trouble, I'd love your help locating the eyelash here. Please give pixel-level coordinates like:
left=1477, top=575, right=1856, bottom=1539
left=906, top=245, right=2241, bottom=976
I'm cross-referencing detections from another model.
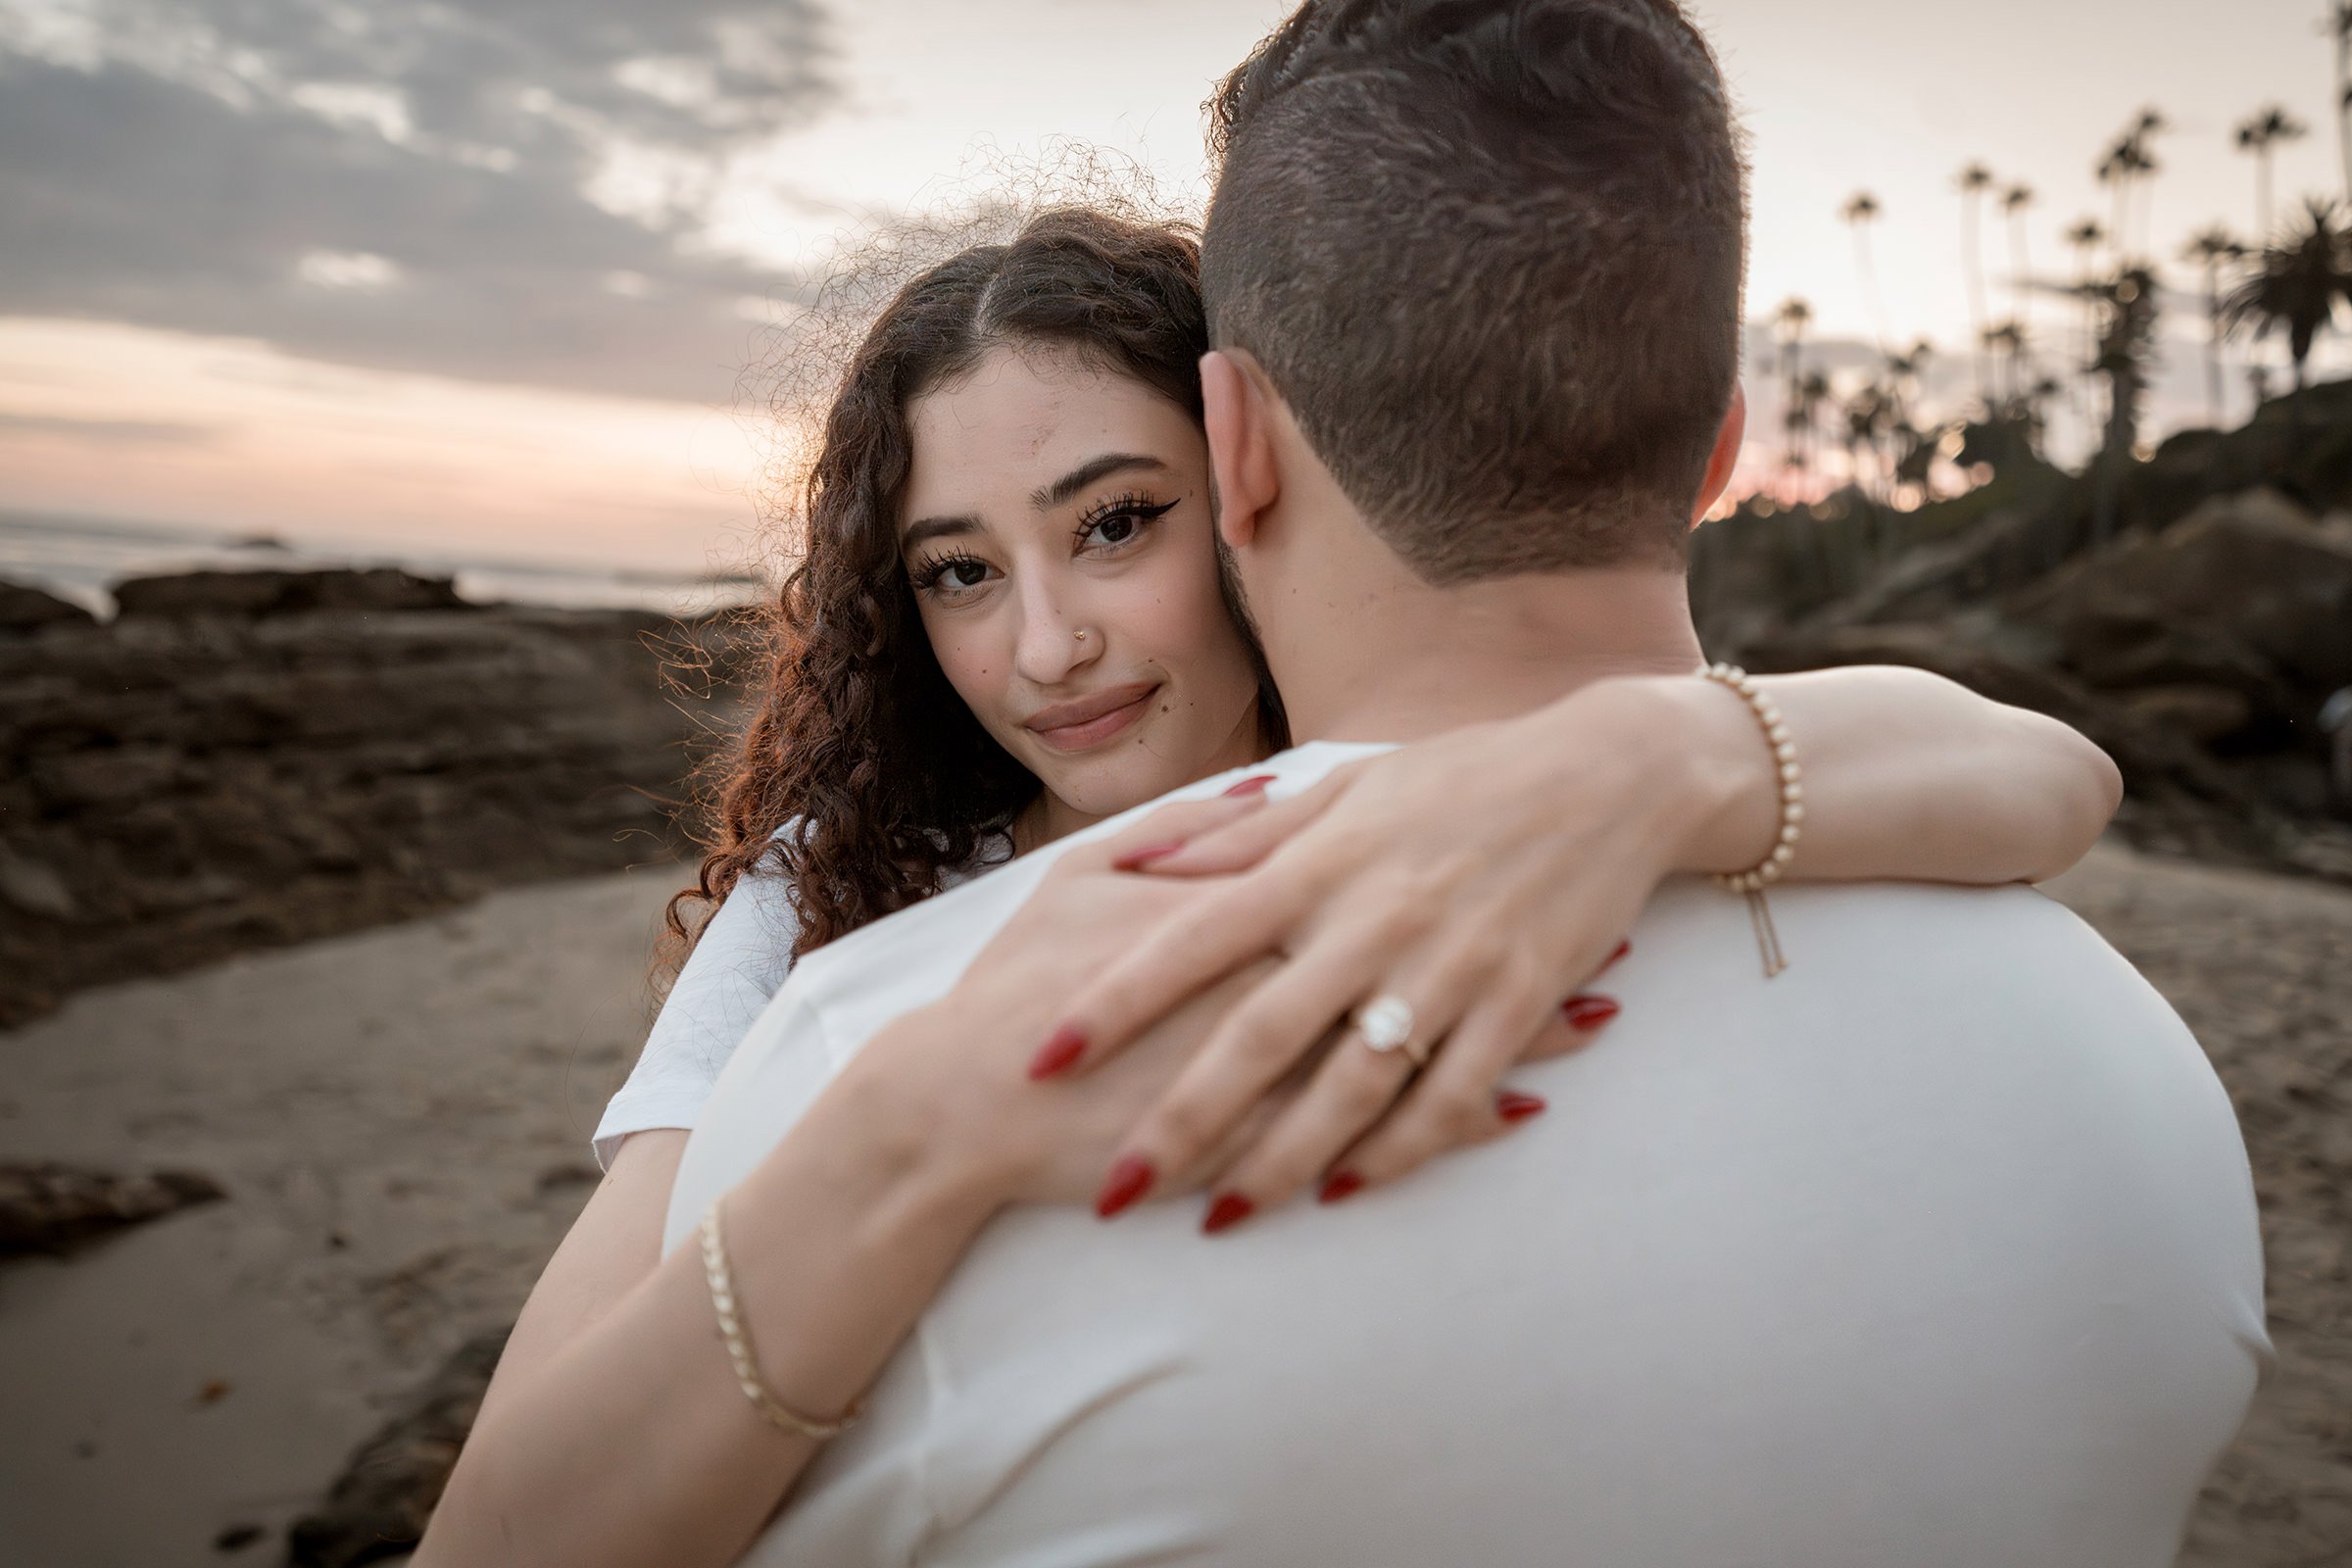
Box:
left=1075, top=493, right=1179, bottom=547
left=908, top=494, right=1179, bottom=597
left=908, top=549, right=988, bottom=593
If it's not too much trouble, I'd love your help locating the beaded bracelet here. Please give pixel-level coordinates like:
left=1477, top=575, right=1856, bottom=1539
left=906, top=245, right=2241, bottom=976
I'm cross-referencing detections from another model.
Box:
left=700, top=1199, right=862, bottom=1441
left=1695, top=662, right=1800, bottom=979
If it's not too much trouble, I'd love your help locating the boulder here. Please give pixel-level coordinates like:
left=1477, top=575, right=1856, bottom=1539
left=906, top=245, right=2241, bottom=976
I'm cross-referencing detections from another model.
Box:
left=0, top=570, right=752, bottom=1025
left=111, top=567, right=468, bottom=619
left=286, top=1328, right=508, bottom=1568
left=0, top=579, right=95, bottom=634
left=0, top=1160, right=225, bottom=1255
left=2016, top=488, right=2352, bottom=697
left=1743, top=621, right=2352, bottom=882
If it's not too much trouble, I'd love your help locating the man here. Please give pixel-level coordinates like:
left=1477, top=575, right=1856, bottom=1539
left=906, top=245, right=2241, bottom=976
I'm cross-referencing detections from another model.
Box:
left=669, top=2, right=2267, bottom=1562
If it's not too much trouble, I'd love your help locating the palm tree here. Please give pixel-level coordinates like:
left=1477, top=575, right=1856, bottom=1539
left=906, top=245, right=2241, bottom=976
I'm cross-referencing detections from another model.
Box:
left=2125, top=110, right=2166, bottom=258
left=2222, top=198, right=2352, bottom=440
left=2182, top=224, right=2246, bottom=424
left=2080, top=266, right=2162, bottom=544
left=1773, top=296, right=1814, bottom=475
left=1983, top=319, right=2029, bottom=407
left=1841, top=380, right=1897, bottom=500
left=1957, top=163, right=1996, bottom=394
left=2331, top=5, right=2352, bottom=204
left=1786, top=370, right=1832, bottom=479
left=2064, top=218, right=2108, bottom=443
left=2235, top=104, right=2308, bottom=240
left=2001, top=183, right=2035, bottom=319
left=1841, top=191, right=1888, bottom=352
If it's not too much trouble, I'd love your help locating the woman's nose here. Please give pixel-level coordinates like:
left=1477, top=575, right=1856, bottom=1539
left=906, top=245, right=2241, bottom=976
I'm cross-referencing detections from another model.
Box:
left=1012, top=594, right=1102, bottom=686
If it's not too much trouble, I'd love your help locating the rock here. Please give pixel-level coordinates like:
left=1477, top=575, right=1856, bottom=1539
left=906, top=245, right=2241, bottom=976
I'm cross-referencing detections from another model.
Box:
left=0, top=1160, right=226, bottom=1255
left=0, top=571, right=753, bottom=1025
left=1744, top=621, right=2352, bottom=882
left=111, top=567, right=468, bottom=620
left=285, top=1328, right=508, bottom=1568
left=2118, top=684, right=2259, bottom=746
left=0, top=579, right=95, bottom=634
left=2019, top=487, right=2352, bottom=697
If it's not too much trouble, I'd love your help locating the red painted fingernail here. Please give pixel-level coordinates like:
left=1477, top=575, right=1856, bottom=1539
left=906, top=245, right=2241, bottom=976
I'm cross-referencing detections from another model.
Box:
left=1221, top=773, right=1276, bottom=797
left=1495, top=1091, right=1547, bottom=1124
left=1201, top=1192, right=1256, bottom=1234
left=1318, top=1170, right=1366, bottom=1204
left=1027, top=1023, right=1088, bottom=1080
left=1096, top=1156, right=1156, bottom=1218
left=1112, top=841, right=1186, bottom=871
left=1600, top=938, right=1632, bottom=972
left=1562, top=994, right=1621, bottom=1031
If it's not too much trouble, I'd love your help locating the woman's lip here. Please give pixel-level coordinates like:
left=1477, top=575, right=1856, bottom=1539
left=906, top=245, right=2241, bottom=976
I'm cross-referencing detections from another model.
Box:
left=1027, top=684, right=1160, bottom=752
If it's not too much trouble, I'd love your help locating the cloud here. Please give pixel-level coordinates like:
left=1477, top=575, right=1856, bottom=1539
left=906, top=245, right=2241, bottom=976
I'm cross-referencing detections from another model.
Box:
left=0, top=0, right=840, bottom=402
left=0, top=412, right=223, bottom=445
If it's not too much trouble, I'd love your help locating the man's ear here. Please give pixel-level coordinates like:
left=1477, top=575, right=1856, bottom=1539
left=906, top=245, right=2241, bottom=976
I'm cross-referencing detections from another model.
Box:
left=1690, top=381, right=1747, bottom=526
left=1200, top=349, right=1279, bottom=549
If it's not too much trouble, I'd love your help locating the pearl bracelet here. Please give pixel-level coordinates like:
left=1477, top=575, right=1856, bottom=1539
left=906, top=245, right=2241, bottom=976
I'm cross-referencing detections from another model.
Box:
left=700, top=1199, right=862, bottom=1442
left=1695, top=662, right=1799, bottom=978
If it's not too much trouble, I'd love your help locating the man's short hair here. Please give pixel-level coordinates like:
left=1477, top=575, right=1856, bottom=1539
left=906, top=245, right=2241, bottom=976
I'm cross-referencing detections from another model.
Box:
left=1201, top=0, right=1748, bottom=582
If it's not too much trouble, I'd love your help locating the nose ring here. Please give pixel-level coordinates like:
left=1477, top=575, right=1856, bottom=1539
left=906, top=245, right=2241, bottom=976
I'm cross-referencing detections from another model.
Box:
left=1073, top=629, right=1090, bottom=641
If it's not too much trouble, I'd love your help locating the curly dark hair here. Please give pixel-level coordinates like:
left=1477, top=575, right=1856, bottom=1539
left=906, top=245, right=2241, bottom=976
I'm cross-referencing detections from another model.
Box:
left=664, top=206, right=1277, bottom=969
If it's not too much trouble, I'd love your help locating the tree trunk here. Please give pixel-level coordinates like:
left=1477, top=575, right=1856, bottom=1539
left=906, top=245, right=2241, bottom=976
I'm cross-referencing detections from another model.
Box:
left=2337, top=30, right=2352, bottom=207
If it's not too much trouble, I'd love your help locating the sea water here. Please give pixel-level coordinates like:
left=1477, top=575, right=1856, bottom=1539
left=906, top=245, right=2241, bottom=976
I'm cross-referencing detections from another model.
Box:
left=0, top=509, right=767, bottom=619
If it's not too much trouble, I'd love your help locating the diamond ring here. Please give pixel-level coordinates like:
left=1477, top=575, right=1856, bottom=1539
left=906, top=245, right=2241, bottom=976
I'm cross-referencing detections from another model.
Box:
left=1353, top=995, right=1417, bottom=1055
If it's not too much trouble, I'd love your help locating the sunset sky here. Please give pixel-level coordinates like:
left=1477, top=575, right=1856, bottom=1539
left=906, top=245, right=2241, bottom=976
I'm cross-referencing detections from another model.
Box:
left=2, top=0, right=2345, bottom=581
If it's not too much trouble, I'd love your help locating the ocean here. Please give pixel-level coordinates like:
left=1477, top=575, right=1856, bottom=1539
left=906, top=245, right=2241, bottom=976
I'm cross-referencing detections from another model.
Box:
left=0, top=509, right=769, bottom=619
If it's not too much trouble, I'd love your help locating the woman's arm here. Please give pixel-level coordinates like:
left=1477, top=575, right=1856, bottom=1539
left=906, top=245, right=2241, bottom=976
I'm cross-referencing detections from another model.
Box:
left=1675, top=665, right=2122, bottom=887
left=1043, top=664, right=2123, bottom=1221
left=418, top=799, right=1290, bottom=1568
left=421, top=1053, right=999, bottom=1568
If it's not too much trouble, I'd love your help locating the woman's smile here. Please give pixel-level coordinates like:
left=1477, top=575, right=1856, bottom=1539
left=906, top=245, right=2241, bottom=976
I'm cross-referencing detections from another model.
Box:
left=1024, top=679, right=1162, bottom=753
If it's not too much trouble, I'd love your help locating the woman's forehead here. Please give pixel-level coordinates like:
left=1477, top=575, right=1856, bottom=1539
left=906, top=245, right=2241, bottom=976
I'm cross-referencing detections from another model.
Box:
left=902, top=348, right=1199, bottom=522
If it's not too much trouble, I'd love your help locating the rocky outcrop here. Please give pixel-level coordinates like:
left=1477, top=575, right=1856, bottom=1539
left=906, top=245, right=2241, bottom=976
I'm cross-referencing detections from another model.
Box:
left=0, top=570, right=748, bottom=1026
left=0, top=1160, right=226, bottom=1255
left=285, top=1328, right=508, bottom=1568
left=1701, top=480, right=2352, bottom=885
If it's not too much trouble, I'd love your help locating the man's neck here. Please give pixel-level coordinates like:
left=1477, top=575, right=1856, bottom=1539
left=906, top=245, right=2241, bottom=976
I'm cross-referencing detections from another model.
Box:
left=1257, top=535, right=1705, bottom=745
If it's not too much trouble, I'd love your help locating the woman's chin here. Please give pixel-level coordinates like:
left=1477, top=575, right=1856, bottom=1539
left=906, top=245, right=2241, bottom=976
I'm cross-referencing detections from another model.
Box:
left=1030, top=744, right=1198, bottom=824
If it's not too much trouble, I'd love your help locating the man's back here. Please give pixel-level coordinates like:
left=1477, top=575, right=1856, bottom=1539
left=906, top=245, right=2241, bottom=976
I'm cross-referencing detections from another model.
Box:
left=668, top=747, right=2266, bottom=1567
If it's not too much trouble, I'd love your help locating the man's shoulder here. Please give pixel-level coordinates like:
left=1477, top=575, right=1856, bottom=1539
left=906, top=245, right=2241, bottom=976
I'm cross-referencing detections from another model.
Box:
left=788, top=742, right=1394, bottom=1006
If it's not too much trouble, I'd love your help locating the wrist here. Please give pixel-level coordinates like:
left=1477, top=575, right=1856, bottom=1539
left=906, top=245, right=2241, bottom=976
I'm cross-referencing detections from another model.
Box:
left=777, top=1007, right=1014, bottom=1235
left=1578, top=674, right=1773, bottom=875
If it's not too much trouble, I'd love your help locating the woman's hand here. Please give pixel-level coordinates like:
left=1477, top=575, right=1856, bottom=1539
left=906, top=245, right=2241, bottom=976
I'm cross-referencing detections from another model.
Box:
left=847, top=793, right=1307, bottom=1216
left=1036, top=677, right=1723, bottom=1228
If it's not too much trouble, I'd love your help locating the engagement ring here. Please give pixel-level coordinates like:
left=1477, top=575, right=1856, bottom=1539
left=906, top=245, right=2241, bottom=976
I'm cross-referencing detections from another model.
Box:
left=1354, top=995, right=1416, bottom=1055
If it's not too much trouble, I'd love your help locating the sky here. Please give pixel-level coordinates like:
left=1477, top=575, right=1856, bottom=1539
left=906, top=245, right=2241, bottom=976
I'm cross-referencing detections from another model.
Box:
left=1, top=0, right=2345, bottom=578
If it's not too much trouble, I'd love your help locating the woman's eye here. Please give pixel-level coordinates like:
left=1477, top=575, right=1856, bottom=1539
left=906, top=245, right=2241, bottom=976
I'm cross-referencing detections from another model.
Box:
left=1077, top=497, right=1177, bottom=553
left=913, top=554, right=994, bottom=596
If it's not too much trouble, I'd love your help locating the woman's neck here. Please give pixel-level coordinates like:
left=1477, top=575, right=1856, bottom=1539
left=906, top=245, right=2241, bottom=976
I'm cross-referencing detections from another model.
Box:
left=1009, top=791, right=1100, bottom=857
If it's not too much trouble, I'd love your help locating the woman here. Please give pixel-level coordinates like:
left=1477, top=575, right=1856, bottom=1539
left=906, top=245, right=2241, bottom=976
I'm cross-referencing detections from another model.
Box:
left=420, top=209, right=2119, bottom=1565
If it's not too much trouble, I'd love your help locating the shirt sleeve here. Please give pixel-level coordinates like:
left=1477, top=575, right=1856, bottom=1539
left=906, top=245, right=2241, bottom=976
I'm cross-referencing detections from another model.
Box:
left=592, top=850, right=804, bottom=1168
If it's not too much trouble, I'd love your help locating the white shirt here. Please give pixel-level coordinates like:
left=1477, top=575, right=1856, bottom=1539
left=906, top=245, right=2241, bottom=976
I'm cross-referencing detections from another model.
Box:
left=593, top=829, right=1005, bottom=1167
left=667, top=740, right=2270, bottom=1568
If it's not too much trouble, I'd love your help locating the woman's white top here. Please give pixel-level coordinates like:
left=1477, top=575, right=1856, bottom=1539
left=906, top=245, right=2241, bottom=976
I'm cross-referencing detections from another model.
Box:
left=592, top=829, right=1007, bottom=1167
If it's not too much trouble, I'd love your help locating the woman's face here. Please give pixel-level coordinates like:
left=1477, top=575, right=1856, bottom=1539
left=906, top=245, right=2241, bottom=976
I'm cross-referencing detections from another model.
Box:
left=900, top=345, right=1265, bottom=826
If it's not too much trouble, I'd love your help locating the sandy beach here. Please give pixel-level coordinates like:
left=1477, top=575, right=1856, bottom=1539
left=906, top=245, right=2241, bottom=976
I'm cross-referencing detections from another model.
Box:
left=1, top=841, right=2345, bottom=1566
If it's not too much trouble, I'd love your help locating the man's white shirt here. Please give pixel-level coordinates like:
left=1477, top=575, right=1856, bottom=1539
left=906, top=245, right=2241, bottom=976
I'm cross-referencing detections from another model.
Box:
left=666, top=740, right=2269, bottom=1568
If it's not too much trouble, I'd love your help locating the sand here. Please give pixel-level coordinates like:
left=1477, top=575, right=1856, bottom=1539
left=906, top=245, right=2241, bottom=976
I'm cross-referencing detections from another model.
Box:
left=0, top=843, right=2344, bottom=1566
left=0, top=867, right=678, bottom=1566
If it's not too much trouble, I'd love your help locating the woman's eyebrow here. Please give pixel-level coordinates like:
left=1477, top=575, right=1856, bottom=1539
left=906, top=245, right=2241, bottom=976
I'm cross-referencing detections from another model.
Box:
left=902, top=514, right=979, bottom=553
left=1031, top=453, right=1167, bottom=511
